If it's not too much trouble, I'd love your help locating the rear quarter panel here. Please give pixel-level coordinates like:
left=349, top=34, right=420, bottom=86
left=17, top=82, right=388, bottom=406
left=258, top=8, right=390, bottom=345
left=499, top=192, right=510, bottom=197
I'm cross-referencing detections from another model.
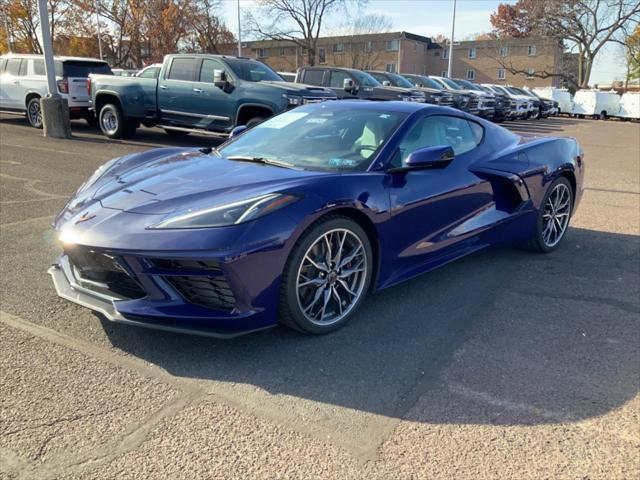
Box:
left=92, top=75, right=157, bottom=118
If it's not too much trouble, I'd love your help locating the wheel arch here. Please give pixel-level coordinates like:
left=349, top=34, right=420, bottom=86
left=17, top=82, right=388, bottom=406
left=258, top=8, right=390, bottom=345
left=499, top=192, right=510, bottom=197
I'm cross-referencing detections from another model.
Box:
left=25, top=92, right=41, bottom=108
left=235, top=103, right=275, bottom=126
left=94, top=92, right=125, bottom=119
left=557, top=168, right=577, bottom=205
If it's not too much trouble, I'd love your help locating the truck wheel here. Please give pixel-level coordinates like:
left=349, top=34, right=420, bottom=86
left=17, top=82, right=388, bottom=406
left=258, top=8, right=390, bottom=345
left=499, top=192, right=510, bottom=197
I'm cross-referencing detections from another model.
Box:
left=99, top=103, right=136, bottom=139
left=164, top=128, right=190, bottom=136
left=599, top=111, right=608, bottom=120
left=26, top=97, right=43, bottom=129
left=246, top=116, right=265, bottom=128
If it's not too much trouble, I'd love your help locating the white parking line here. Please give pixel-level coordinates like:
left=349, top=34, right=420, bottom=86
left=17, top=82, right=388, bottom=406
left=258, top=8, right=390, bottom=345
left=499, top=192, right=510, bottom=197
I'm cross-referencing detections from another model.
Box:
left=0, top=143, right=93, bottom=157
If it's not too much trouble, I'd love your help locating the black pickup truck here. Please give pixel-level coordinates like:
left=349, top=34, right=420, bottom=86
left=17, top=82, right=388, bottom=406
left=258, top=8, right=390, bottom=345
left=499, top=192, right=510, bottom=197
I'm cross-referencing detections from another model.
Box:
left=295, top=66, right=426, bottom=103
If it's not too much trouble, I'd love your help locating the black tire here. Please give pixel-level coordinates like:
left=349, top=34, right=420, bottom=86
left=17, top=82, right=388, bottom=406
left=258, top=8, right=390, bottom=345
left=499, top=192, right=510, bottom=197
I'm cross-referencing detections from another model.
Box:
left=279, top=215, right=373, bottom=334
left=246, top=116, right=265, bottom=129
left=531, top=108, right=541, bottom=120
left=85, top=114, right=98, bottom=127
left=164, top=128, right=190, bottom=136
left=599, top=111, right=608, bottom=120
left=98, top=103, right=136, bottom=139
left=522, top=177, right=573, bottom=253
left=26, top=97, right=43, bottom=129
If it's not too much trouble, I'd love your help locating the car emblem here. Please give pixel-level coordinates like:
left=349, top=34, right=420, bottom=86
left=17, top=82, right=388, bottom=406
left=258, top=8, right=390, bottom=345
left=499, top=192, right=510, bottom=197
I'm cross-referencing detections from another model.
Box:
left=75, top=212, right=96, bottom=224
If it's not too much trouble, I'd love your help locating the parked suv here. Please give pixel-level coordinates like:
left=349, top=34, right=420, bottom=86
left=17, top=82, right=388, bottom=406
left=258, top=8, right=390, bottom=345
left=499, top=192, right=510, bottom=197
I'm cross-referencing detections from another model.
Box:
left=430, top=76, right=495, bottom=118
left=453, top=78, right=503, bottom=121
left=89, top=54, right=337, bottom=138
left=366, top=70, right=452, bottom=106
left=483, top=84, right=531, bottom=119
left=0, top=54, right=112, bottom=128
left=401, top=74, right=455, bottom=107
left=295, top=67, right=426, bottom=102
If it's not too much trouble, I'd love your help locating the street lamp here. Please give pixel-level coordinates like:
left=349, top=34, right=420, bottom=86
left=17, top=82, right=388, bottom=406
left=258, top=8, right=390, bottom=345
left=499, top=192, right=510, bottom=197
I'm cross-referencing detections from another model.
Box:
left=447, top=0, right=456, bottom=78
left=237, top=0, right=242, bottom=57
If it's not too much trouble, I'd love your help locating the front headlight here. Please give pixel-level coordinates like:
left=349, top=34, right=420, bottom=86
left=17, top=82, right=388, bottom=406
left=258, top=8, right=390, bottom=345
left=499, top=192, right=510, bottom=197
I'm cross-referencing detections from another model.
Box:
left=283, top=93, right=303, bottom=106
left=148, top=193, right=299, bottom=229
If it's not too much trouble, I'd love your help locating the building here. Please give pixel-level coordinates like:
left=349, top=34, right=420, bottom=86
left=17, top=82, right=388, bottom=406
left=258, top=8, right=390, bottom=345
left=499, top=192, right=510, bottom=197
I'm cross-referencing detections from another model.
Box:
left=225, top=32, right=575, bottom=88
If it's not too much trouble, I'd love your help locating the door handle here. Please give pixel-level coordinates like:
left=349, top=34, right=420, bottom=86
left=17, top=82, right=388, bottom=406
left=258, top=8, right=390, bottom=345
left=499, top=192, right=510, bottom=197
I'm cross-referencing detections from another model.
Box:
left=193, top=88, right=203, bottom=93
left=159, top=85, right=169, bottom=90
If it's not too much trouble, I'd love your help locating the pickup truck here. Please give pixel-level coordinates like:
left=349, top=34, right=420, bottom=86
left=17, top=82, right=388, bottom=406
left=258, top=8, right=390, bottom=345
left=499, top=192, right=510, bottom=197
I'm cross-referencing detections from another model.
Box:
left=89, top=54, right=337, bottom=139
left=295, top=66, right=426, bottom=103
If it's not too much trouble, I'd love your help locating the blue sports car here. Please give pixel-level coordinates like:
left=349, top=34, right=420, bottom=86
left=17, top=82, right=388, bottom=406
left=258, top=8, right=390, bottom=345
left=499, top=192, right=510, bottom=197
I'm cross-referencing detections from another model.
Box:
left=50, top=101, right=584, bottom=337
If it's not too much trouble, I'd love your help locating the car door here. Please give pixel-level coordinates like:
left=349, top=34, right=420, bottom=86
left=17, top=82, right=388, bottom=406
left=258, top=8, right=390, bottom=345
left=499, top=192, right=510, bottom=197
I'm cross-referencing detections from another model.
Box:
left=328, top=70, right=357, bottom=99
left=187, top=57, right=234, bottom=130
left=158, top=56, right=201, bottom=126
left=383, top=114, right=495, bottom=285
left=1, top=58, right=24, bottom=109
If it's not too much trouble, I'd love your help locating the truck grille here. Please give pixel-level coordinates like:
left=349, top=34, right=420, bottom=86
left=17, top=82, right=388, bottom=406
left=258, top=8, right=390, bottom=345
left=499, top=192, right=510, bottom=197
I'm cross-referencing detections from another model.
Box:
left=467, top=97, right=479, bottom=109
left=65, top=246, right=145, bottom=300
left=164, top=275, right=235, bottom=311
left=438, top=94, right=454, bottom=106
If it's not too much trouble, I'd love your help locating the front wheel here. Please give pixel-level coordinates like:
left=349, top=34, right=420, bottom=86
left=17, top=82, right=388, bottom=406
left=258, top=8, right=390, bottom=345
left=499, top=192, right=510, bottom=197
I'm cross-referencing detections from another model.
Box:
left=98, top=103, right=136, bottom=139
left=279, top=216, right=373, bottom=334
left=245, top=116, right=265, bottom=128
left=523, top=177, right=573, bottom=253
left=26, top=97, right=43, bottom=128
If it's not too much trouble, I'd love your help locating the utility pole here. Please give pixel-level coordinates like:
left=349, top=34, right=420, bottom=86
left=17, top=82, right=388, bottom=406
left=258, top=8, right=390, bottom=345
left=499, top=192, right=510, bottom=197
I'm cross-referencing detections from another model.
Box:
left=447, top=0, right=456, bottom=78
left=94, top=0, right=103, bottom=60
left=37, top=0, right=71, bottom=138
left=237, top=0, right=242, bottom=56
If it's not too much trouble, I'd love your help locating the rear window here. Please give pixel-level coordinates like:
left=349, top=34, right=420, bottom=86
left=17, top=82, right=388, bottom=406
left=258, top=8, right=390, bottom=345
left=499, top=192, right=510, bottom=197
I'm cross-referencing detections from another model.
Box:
left=6, top=59, right=22, bottom=75
left=167, top=58, right=199, bottom=81
left=302, top=69, right=325, bottom=85
left=61, top=61, right=112, bottom=77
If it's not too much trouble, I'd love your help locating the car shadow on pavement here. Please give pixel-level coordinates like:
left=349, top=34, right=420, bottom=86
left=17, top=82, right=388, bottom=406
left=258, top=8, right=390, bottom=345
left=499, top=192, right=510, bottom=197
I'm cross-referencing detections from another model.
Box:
left=100, top=226, right=639, bottom=425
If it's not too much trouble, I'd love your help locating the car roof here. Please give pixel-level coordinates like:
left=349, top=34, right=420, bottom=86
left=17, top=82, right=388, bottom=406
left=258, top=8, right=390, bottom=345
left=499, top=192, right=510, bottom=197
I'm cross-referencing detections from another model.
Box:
left=0, top=53, right=107, bottom=63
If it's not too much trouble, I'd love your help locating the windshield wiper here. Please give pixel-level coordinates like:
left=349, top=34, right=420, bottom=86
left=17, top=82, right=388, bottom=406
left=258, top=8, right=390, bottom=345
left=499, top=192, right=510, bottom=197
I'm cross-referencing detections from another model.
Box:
left=225, top=155, right=298, bottom=170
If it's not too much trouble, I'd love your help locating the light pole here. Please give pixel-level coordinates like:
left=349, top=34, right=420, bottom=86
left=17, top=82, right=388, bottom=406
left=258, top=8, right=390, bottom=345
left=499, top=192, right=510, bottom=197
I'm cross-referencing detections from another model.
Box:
left=37, top=0, right=71, bottom=138
left=237, top=0, right=242, bottom=57
left=447, top=0, right=456, bottom=78
left=94, top=0, right=103, bottom=60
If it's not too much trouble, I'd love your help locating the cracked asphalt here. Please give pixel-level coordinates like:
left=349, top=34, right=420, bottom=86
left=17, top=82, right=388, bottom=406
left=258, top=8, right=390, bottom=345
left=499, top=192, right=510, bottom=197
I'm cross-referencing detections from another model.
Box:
left=0, top=114, right=638, bottom=479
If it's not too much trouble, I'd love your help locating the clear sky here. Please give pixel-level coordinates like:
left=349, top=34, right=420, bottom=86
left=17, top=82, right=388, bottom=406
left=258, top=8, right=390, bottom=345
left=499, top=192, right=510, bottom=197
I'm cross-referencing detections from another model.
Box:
left=220, top=0, right=627, bottom=85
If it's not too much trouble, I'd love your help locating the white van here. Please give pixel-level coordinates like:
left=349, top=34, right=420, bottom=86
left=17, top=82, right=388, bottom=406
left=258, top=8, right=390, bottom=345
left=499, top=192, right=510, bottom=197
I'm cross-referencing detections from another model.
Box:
left=615, top=93, right=640, bottom=121
left=532, top=87, right=573, bottom=115
left=571, top=90, right=620, bottom=119
left=0, top=54, right=112, bottom=128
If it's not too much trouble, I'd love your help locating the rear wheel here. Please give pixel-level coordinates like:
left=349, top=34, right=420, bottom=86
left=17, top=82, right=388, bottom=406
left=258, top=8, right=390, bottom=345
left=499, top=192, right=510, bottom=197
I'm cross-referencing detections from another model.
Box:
left=522, top=177, right=573, bottom=253
left=98, top=103, right=136, bottom=139
left=246, top=116, right=265, bottom=128
left=279, top=216, right=373, bottom=334
left=26, top=97, right=43, bottom=128
left=599, top=110, right=608, bottom=120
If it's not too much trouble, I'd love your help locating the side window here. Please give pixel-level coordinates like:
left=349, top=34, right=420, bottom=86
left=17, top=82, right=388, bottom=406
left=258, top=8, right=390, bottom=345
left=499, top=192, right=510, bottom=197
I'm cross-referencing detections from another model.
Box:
left=302, top=69, right=324, bottom=86
left=19, top=60, right=29, bottom=76
left=199, top=58, right=226, bottom=83
left=0, top=58, right=6, bottom=73
left=395, top=115, right=483, bottom=165
left=6, top=59, right=22, bottom=75
left=139, top=66, right=159, bottom=79
left=329, top=70, right=350, bottom=88
left=167, top=58, right=199, bottom=81
left=33, top=59, right=46, bottom=76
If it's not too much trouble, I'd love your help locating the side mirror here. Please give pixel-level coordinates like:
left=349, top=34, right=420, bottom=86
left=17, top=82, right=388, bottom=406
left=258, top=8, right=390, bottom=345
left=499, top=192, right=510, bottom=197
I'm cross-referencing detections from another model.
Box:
left=343, top=78, right=354, bottom=92
left=389, top=145, right=455, bottom=173
left=214, top=69, right=227, bottom=88
left=382, top=80, right=392, bottom=87
left=415, top=83, right=424, bottom=88
left=229, top=125, right=247, bottom=138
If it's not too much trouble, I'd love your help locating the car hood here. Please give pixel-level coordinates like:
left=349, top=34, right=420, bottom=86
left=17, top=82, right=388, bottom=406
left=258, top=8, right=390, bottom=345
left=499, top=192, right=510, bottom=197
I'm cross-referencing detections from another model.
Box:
left=260, top=80, right=336, bottom=97
left=56, top=148, right=327, bottom=224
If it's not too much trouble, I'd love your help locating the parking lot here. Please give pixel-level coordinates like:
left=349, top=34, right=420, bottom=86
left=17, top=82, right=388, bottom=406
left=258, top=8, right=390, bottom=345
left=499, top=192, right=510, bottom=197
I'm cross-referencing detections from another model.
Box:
left=0, top=114, right=638, bottom=479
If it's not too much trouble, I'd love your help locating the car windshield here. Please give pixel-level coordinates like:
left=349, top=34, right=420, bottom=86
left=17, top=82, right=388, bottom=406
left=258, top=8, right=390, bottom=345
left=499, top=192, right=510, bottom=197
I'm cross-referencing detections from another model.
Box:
left=439, top=77, right=464, bottom=90
left=351, top=70, right=381, bottom=87
left=225, top=58, right=283, bottom=82
left=506, top=87, right=525, bottom=95
left=492, top=86, right=509, bottom=95
left=409, top=75, right=442, bottom=90
left=217, top=104, right=407, bottom=172
left=456, top=79, right=482, bottom=91
left=387, top=73, right=415, bottom=88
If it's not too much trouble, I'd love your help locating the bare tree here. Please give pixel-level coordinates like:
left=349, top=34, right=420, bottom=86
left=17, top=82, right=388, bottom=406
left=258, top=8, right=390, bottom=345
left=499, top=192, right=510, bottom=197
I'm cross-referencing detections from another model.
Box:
left=244, top=0, right=350, bottom=66
left=490, top=0, right=640, bottom=88
left=185, top=0, right=235, bottom=54
left=328, top=12, right=391, bottom=69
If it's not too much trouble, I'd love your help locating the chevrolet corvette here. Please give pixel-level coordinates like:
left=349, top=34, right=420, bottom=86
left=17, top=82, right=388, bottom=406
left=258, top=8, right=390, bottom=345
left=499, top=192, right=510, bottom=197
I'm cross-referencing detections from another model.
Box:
left=50, top=101, right=584, bottom=337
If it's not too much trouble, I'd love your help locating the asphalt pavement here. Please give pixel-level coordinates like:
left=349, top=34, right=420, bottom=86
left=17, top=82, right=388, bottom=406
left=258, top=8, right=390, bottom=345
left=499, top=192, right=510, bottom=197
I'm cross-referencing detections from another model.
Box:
left=0, top=114, right=638, bottom=479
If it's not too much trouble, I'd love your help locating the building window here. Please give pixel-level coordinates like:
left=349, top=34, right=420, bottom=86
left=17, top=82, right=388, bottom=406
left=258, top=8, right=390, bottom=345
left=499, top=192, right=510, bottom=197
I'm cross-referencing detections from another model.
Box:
left=441, top=71, right=448, bottom=77
left=527, top=67, right=535, bottom=78
left=500, top=46, right=508, bottom=57
left=364, top=41, right=372, bottom=53
left=442, top=48, right=448, bottom=59
left=528, top=45, right=536, bottom=56
left=257, top=48, right=268, bottom=58
left=386, top=39, right=400, bottom=51
left=318, top=48, right=326, bottom=64
left=466, top=69, right=475, bottom=80
left=333, top=43, right=344, bottom=53
left=497, top=68, right=506, bottom=80
left=279, top=47, right=286, bottom=57
left=468, top=47, right=476, bottom=59
left=385, top=63, right=397, bottom=73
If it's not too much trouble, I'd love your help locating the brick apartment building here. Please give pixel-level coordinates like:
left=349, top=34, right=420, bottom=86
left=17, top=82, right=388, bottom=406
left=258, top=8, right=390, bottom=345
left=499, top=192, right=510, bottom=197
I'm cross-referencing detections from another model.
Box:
left=226, top=31, right=575, bottom=88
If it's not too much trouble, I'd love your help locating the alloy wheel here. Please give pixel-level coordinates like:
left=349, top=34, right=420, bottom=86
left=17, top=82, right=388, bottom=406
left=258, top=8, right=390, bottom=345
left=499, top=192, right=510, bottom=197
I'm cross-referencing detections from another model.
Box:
left=100, top=108, right=119, bottom=136
left=542, top=183, right=571, bottom=248
left=28, top=100, right=42, bottom=128
left=296, top=228, right=368, bottom=326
